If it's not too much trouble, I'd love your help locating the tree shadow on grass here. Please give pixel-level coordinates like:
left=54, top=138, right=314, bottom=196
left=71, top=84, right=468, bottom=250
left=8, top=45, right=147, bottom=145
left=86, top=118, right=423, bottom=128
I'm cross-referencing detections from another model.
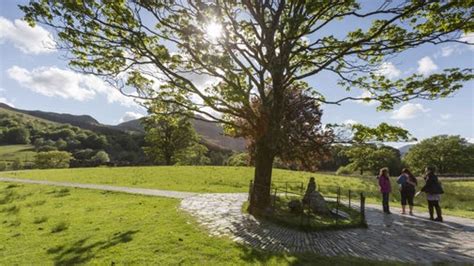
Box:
left=235, top=244, right=401, bottom=266
left=46, top=230, right=139, bottom=265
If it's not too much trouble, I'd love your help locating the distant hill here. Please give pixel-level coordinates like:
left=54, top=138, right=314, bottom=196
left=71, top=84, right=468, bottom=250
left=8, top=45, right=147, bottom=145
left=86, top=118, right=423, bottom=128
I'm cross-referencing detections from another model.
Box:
left=116, top=116, right=246, bottom=151
left=115, top=119, right=143, bottom=132
left=0, top=103, right=245, bottom=151
left=398, top=144, right=414, bottom=156
left=0, top=103, right=121, bottom=135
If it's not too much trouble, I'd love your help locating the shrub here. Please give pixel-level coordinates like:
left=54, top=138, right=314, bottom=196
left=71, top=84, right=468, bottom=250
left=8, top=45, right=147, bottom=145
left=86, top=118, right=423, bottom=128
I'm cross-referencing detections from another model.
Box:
left=226, top=153, right=250, bottom=166
left=11, top=158, right=22, bottom=170
left=35, top=151, right=72, bottom=169
left=3, top=127, right=30, bottom=144
left=0, top=162, right=7, bottom=171
left=336, top=164, right=355, bottom=175
left=37, top=145, right=58, bottom=152
left=91, top=150, right=110, bottom=165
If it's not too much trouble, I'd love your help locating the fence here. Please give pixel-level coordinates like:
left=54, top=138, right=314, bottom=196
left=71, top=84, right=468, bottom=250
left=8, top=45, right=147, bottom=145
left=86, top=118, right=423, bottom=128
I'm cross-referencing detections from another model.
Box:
left=248, top=180, right=366, bottom=228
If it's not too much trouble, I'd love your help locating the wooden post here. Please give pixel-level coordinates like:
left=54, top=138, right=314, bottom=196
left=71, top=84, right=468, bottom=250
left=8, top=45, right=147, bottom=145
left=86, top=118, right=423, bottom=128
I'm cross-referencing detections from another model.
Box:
left=335, top=187, right=340, bottom=223
left=285, top=182, right=288, bottom=198
left=360, top=192, right=366, bottom=225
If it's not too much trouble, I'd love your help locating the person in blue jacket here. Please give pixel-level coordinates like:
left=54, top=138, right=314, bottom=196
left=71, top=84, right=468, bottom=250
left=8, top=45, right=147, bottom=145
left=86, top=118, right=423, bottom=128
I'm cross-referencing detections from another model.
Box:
left=397, top=168, right=417, bottom=215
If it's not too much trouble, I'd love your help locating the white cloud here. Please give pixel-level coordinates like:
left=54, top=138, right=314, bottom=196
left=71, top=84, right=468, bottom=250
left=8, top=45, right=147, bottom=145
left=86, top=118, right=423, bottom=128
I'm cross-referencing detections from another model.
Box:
left=460, top=32, right=474, bottom=51
left=0, top=88, right=15, bottom=107
left=343, top=119, right=358, bottom=125
left=440, top=113, right=452, bottom=120
left=417, top=56, right=438, bottom=76
left=391, top=103, right=430, bottom=120
left=441, top=46, right=454, bottom=57
left=119, top=112, right=144, bottom=123
left=7, top=65, right=136, bottom=107
left=467, top=138, right=474, bottom=144
left=0, top=16, right=55, bottom=54
left=0, top=97, right=14, bottom=107
left=375, top=62, right=401, bottom=80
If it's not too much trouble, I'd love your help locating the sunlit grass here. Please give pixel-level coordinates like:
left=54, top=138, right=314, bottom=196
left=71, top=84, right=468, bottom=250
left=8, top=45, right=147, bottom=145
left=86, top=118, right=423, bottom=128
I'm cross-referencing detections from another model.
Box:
left=0, top=145, right=36, bottom=163
left=3, top=166, right=474, bottom=218
left=0, top=182, right=401, bottom=265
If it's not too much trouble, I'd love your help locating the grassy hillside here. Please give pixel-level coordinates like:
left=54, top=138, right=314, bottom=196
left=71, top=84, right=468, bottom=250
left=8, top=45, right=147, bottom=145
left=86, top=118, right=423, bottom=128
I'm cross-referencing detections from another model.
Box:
left=4, top=166, right=474, bottom=218
left=0, top=145, right=36, bottom=163
left=0, top=182, right=394, bottom=265
left=1, top=103, right=245, bottom=152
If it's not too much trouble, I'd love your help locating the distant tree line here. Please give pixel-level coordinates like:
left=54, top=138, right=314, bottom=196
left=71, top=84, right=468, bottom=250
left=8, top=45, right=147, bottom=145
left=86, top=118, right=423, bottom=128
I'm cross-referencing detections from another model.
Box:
left=225, top=135, right=474, bottom=177
left=0, top=112, right=144, bottom=169
left=0, top=112, right=233, bottom=170
left=325, top=135, right=474, bottom=176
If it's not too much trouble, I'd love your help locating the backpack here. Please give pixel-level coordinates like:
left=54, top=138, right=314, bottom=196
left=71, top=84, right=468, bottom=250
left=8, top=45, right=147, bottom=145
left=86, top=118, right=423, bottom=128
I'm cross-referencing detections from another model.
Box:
left=433, top=180, right=444, bottom=195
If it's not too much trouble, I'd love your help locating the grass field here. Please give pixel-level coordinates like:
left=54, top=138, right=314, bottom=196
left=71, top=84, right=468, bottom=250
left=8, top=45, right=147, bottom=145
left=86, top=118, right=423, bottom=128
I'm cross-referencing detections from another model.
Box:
left=0, top=182, right=399, bottom=265
left=0, top=145, right=36, bottom=163
left=3, top=166, right=474, bottom=218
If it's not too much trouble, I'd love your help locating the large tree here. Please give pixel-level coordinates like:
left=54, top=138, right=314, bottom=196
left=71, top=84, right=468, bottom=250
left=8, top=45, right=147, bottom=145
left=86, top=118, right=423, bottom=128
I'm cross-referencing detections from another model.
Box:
left=21, top=1, right=473, bottom=212
left=143, top=104, right=201, bottom=165
left=344, top=144, right=402, bottom=175
left=404, top=135, right=474, bottom=175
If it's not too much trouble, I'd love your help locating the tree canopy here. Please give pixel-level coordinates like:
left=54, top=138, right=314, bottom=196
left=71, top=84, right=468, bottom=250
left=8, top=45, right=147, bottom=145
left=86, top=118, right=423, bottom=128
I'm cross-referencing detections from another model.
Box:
left=143, top=103, right=205, bottom=165
left=343, top=144, right=402, bottom=175
left=21, top=0, right=474, bottom=211
left=404, top=135, right=474, bottom=175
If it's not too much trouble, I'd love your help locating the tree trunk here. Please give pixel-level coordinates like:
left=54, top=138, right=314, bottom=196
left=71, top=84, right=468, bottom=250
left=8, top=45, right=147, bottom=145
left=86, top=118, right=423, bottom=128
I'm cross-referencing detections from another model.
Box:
left=249, top=138, right=275, bottom=214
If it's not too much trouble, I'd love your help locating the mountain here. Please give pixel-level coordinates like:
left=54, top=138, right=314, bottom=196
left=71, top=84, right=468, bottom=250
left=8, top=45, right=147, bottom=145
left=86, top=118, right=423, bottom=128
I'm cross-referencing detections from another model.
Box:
left=116, top=116, right=246, bottom=151
left=0, top=103, right=122, bottom=135
left=115, top=119, right=143, bottom=132
left=398, top=144, right=414, bottom=156
left=0, top=103, right=245, bottom=151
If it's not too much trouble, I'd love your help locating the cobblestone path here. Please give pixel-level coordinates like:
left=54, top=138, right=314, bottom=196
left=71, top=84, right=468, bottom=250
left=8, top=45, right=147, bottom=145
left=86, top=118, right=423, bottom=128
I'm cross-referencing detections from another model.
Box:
left=181, top=193, right=474, bottom=264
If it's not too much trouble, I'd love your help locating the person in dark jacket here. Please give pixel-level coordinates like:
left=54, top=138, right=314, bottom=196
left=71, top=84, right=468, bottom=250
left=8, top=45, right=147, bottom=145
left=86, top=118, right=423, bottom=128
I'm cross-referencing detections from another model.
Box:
left=421, top=166, right=444, bottom=222
left=397, top=168, right=417, bottom=215
left=378, top=168, right=391, bottom=214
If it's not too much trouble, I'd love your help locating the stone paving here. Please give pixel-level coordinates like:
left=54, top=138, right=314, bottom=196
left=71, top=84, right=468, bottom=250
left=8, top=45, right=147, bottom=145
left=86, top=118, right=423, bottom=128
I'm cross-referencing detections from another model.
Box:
left=180, top=193, right=474, bottom=264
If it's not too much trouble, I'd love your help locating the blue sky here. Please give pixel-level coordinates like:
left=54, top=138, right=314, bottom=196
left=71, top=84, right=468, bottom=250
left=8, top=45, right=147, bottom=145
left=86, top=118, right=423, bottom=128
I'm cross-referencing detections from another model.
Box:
left=0, top=1, right=473, bottom=145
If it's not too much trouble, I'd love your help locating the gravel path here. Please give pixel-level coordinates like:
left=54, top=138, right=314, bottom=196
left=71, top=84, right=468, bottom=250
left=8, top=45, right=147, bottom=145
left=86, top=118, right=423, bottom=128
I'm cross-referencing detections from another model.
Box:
left=0, top=177, right=196, bottom=199
left=2, top=177, right=473, bottom=263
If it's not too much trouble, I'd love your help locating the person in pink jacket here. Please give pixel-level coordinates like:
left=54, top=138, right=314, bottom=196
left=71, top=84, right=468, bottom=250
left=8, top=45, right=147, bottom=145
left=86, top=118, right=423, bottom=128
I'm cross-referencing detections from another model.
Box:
left=378, top=167, right=392, bottom=214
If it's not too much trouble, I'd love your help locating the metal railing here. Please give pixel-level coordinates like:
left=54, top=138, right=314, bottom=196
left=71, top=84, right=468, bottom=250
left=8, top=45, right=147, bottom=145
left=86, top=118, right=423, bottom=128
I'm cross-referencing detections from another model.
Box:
left=248, top=180, right=366, bottom=227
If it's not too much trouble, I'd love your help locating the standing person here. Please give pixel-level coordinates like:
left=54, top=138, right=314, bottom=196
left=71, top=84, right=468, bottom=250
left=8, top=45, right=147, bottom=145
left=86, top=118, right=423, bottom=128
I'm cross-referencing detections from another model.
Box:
left=421, top=166, right=444, bottom=222
left=397, top=168, right=417, bottom=215
left=378, top=168, right=391, bottom=214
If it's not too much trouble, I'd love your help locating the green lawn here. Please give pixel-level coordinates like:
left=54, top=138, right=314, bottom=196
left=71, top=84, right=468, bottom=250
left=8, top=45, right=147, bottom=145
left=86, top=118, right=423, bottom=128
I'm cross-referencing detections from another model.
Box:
left=3, top=166, right=370, bottom=192
left=3, top=166, right=474, bottom=218
left=0, top=145, right=36, bottom=163
left=0, top=182, right=400, bottom=265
